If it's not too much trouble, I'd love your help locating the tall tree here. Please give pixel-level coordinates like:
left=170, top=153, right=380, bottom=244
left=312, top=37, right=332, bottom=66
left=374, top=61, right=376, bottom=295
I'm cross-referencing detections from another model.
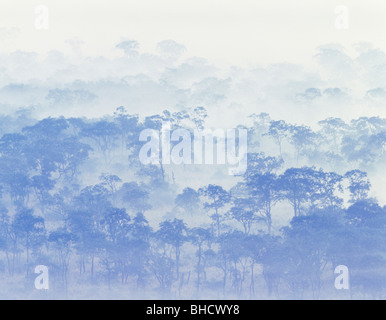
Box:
left=199, top=185, right=231, bottom=236
left=157, top=219, right=187, bottom=279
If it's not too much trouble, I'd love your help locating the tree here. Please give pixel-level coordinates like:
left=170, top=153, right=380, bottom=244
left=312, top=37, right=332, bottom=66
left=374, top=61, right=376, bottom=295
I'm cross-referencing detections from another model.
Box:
left=113, top=106, right=139, bottom=152
left=318, top=117, right=348, bottom=150
left=199, top=185, right=231, bottom=236
left=190, top=106, right=208, bottom=130
left=102, top=208, right=131, bottom=245
left=67, top=185, right=111, bottom=276
left=310, top=170, right=343, bottom=209
left=129, top=213, right=152, bottom=287
left=217, top=231, right=252, bottom=297
left=0, top=209, right=10, bottom=275
left=341, top=200, right=386, bottom=297
left=229, top=198, right=256, bottom=235
left=279, top=167, right=318, bottom=217
left=12, top=208, right=46, bottom=277
left=264, top=120, right=291, bottom=157
left=243, top=153, right=283, bottom=233
left=289, top=125, right=320, bottom=164
left=245, top=173, right=280, bottom=234
left=175, top=187, right=201, bottom=215
left=99, top=173, right=122, bottom=205
left=48, top=229, right=75, bottom=288
left=157, top=219, right=187, bottom=279
left=345, top=170, right=371, bottom=203
left=81, top=120, right=120, bottom=164
left=118, top=182, right=151, bottom=213
left=281, top=212, right=340, bottom=299
left=189, top=227, right=212, bottom=292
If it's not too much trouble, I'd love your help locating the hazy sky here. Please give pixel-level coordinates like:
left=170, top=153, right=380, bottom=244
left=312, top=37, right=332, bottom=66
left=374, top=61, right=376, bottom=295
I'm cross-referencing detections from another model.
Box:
left=0, top=1, right=386, bottom=204
left=1, top=0, right=386, bottom=67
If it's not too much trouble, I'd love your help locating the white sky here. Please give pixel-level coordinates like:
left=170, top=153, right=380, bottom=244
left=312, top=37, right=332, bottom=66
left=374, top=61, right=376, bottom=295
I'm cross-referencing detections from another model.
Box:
left=1, top=0, right=386, bottom=204
left=0, top=0, right=385, bottom=67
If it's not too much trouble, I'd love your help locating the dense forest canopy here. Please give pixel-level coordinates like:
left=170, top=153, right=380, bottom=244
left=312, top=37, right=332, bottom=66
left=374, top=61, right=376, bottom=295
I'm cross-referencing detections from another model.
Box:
left=0, top=106, right=384, bottom=299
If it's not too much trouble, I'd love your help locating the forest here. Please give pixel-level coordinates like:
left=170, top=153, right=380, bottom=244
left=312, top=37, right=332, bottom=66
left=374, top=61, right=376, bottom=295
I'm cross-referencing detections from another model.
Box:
left=0, top=106, right=385, bottom=299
